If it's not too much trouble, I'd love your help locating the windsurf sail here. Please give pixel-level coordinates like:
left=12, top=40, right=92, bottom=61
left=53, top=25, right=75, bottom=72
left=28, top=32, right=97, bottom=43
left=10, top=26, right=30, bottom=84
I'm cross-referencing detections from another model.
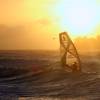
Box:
left=59, top=32, right=81, bottom=72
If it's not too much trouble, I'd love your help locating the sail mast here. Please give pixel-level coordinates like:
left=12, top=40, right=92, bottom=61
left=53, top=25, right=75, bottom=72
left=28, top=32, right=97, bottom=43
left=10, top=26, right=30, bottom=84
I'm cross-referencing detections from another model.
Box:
left=59, top=32, right=81, bottom=72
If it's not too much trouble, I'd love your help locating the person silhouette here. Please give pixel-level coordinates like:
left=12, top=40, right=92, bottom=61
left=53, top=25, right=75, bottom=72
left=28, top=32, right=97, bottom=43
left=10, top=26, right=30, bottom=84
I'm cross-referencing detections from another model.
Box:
left=72, top=62, right=78, bottom=72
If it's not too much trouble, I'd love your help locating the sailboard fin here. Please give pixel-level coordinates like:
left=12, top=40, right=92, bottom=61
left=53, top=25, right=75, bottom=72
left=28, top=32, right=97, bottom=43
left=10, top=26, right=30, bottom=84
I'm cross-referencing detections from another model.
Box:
left=59, top=32, right=81, bottom=72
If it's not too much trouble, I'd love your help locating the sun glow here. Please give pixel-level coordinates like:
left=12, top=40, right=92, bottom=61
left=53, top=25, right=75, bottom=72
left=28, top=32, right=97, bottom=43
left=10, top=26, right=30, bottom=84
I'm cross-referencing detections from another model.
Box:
left=50, top=0, right=100, bottom=37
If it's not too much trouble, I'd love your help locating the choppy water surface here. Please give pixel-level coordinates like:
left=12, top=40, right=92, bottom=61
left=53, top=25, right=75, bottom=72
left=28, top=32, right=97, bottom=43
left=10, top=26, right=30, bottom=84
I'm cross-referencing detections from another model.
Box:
left=0, top=50, right=100, bottom=100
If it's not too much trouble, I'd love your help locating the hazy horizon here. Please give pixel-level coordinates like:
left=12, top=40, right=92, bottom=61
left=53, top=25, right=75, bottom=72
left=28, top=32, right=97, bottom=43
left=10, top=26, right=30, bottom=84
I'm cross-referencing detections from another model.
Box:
left=0, top=0, right=100, bottom=50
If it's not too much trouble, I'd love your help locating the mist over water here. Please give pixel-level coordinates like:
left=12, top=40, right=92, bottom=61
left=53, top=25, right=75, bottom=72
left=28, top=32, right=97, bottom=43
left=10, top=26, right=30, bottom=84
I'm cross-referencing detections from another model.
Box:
left=0, top=50, right=99, bottom=72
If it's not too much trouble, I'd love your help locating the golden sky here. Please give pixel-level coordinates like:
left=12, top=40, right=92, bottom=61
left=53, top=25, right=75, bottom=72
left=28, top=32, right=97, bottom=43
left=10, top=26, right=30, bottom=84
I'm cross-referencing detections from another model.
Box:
left=0, top=0, right=100, bottom=50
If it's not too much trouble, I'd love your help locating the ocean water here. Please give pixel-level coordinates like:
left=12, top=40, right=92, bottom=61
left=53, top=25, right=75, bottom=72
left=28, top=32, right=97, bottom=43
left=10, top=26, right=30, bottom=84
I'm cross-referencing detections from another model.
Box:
left=0, top=50, right=100, bottom=100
